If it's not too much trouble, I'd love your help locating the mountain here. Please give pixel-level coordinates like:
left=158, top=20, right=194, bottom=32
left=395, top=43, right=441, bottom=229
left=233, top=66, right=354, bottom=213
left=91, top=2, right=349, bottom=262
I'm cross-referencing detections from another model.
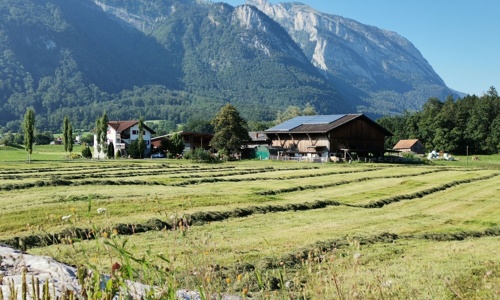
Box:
left=247, top=0, right=458, bottom=115
left=0, top=0, right=456, bottom=132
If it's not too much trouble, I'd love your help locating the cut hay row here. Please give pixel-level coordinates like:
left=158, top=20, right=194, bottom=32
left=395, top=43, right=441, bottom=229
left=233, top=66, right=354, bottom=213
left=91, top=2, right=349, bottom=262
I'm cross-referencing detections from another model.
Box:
left=255, top=168, right=449, bottom=195
left=0, top=178, right=162, bottom=191
left=0, top=164, right=238, bottom=179
left=0, top=165, right=337, bottom=190
left=169, top=167, right=382, bottom=186
left=358, top=173, right=500, bottom=208
left=0, top=167, right=275, bottom=182
left=0, top=163, right=170, bottom=175
left=258, top=227, right=500, bottom=270
left=170, top=166, right=320, bottom=179
left=5, top=172, right=497, bottom=250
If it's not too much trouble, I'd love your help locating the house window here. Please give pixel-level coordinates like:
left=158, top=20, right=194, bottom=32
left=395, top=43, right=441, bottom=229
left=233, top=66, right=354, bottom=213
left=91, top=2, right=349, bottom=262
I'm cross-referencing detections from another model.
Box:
left=132, top=130, right=138, bottom=135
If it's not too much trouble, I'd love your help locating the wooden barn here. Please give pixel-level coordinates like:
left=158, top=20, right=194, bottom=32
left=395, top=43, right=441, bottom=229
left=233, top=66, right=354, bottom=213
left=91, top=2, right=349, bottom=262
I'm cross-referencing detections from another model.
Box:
left=393, top=139, right=425, bottom=154
left=265, top=114, right=392, bottom=161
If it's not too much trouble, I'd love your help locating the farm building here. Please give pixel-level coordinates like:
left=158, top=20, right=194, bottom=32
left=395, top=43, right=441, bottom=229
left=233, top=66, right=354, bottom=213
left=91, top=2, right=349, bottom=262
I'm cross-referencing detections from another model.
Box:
left=151, top=131, right=213, bottom=153
left=247, top=132, right=270, bottom=147
left=265, top=114, right=392, bottom=162
left=393, top=139, right=425, bottom=154
left=94, top=120, right=155, bottom=159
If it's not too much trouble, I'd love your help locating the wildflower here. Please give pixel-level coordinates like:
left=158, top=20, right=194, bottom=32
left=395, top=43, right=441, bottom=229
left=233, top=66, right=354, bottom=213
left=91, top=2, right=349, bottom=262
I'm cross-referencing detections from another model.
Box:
left=226, top=278, right=231, bottom=284
left=381, top=280, right=393, bottom=287
left=111, top=262, right=121, bottom=278
left=242, top=288, right=248, bottom=295
left=237, top=274, right=243, bottom=282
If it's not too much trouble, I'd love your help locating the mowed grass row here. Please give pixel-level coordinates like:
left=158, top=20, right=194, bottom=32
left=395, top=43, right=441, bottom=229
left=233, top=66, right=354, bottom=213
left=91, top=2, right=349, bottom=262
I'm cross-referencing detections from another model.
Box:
left=0, top=163, right=497, bottom=238
left=27, top=169, right=499, bottom=299
left=1, top=158, right=498, bottom=299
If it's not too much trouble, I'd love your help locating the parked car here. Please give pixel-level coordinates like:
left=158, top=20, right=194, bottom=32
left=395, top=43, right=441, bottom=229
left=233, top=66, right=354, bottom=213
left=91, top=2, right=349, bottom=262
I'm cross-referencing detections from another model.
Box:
left=151, top=152, right=165, bottom=158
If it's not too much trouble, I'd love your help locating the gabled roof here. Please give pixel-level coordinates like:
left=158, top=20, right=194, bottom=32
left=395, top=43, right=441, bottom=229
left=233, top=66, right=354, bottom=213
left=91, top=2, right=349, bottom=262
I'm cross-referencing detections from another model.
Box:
left=266, top=115, right=346, bottom=132
left=248, top=131, right=268, bottom=142
left=108, top=121, right=156, bottom=134
left=265, top=114, right=392, bottom=136
left=393, top=139, right=421, bottom=149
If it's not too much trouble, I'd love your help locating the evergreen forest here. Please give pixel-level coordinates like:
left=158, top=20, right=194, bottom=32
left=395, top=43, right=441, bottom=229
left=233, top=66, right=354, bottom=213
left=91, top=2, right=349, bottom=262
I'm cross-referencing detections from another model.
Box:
left=377, top=87, right=500, bottom=155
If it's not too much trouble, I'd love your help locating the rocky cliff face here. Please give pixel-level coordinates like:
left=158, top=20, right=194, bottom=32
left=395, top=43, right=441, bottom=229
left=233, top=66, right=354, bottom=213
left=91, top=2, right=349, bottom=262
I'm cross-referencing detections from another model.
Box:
left=247, top=0, right=457, bottom=115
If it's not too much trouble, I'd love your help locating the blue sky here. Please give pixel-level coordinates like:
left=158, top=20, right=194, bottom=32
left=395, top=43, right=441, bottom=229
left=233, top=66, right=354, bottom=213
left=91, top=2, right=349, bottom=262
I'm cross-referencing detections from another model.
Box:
left=223, top=0, right=500, bottom=96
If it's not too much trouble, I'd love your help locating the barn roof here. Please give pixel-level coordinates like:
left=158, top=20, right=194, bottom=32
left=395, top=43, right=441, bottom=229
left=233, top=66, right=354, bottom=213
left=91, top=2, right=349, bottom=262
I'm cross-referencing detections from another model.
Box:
left=393, top=139, right=421, bottom=149
left=265, top=114, right=392, bottom=136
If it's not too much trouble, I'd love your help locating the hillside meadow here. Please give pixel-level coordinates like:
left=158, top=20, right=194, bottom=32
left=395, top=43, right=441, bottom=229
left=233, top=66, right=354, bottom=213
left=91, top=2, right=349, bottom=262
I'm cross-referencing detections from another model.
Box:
left=0, top=145, right=498, bottom=299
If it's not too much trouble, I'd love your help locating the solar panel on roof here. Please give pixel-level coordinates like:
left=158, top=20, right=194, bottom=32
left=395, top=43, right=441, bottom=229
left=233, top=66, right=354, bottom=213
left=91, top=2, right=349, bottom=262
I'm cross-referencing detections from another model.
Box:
left=266, top=116, right=313, bottom=131
left=304, top=115, right=345, bottom=124
left=266, top=115, right=347, bottom=131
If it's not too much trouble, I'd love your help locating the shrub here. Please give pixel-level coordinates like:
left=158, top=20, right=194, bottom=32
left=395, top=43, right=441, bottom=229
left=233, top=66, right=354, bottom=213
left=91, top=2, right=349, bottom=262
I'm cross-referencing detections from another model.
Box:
left=107, top=142, right=115, bottom=159
left=70, top=153, right=82, bottom=160
left=81, top=144, right=92, bottom=158
left=184, top=148, right=217, bottom=163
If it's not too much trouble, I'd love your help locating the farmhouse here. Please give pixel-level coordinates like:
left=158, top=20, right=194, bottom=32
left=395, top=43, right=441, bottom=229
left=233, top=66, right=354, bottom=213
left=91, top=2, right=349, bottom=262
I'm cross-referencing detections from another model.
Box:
left=265, top=114, right=392, bottom=162
left=393, top=139, right=425, bottom=154
left=93, top=120, right=155, bottom=159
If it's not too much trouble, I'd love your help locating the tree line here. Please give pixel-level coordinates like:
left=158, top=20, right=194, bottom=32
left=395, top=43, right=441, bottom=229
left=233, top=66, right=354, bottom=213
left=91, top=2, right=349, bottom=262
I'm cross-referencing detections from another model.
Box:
left=377, top=87, right=500, bottom=155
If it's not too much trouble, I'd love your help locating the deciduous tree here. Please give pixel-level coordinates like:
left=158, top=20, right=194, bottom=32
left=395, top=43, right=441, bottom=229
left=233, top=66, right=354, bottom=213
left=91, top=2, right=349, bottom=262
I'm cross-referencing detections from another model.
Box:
left=23, top=108, right=35, bottom=163
left=138, top=116, right=146, bottom=159
left=63, top=116, right=74, bottom=158
left=210, top=104, right=249, bottom=159
left=169, top=133, right=185, bottom=156
left=95, top=112, right=108, bottom=157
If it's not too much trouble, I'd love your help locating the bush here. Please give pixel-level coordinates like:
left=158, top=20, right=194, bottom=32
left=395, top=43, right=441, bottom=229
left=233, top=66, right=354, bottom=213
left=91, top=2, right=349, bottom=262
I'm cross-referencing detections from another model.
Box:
left=70, top=153, right=82, bottom=159
left=107, top=142, right=115, bottom=159
left=81, top=143, right=92, bottom=158
left=184, top=148, right=217, bottom=163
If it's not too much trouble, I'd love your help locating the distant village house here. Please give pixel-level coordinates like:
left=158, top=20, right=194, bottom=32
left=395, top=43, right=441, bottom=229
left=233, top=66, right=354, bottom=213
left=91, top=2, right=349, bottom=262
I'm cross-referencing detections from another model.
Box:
left=93, top=120, right=155, bottom=159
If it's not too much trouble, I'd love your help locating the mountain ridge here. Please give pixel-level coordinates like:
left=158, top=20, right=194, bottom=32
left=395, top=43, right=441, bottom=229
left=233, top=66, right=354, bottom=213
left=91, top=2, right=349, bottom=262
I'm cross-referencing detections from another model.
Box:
left=0, top=0, right=457, bottom=132
left=246, top=0, right=456, bottom=114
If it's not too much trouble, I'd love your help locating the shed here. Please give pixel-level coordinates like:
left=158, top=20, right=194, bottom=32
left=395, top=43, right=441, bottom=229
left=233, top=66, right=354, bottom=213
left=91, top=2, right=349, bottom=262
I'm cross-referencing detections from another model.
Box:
left=393, top=139, right=425, bottom=154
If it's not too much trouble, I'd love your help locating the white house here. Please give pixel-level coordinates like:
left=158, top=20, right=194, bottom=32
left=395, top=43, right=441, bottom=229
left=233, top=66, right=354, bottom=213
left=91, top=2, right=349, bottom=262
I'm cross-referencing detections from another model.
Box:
left=93, top=120, right=155, bottom=159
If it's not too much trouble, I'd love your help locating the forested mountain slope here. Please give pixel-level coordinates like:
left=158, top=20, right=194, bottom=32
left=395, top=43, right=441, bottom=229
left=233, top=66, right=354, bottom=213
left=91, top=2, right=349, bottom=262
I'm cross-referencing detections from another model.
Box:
left=0, top=0, right=456, bottom=131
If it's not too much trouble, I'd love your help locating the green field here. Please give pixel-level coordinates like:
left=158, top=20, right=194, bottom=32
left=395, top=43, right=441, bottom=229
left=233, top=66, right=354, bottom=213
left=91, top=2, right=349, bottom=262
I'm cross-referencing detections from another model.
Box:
left=0, top=147, right=498, bottom=299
